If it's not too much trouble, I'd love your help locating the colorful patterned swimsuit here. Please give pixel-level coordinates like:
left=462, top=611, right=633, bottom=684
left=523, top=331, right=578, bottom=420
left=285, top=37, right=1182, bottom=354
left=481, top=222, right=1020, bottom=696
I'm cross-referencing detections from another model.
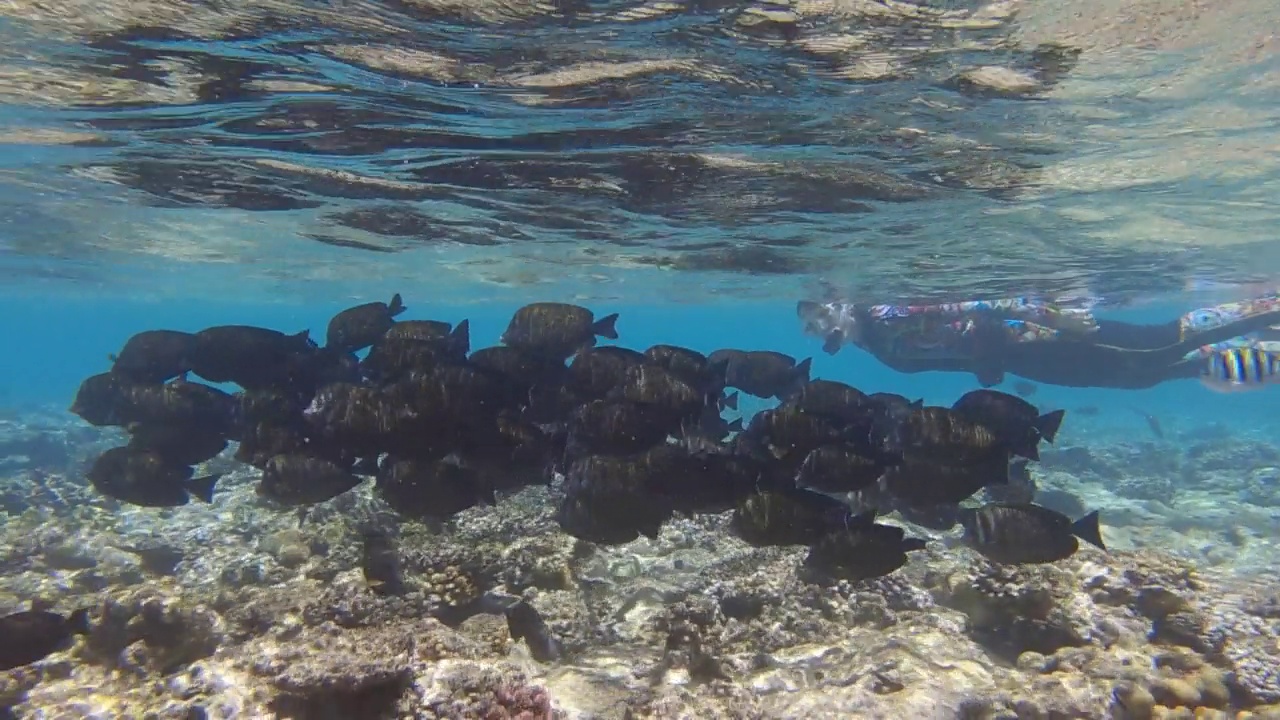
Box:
left=866, top=298, right=1094, bottom=360
left=865, top=294, right=1280, bottom=363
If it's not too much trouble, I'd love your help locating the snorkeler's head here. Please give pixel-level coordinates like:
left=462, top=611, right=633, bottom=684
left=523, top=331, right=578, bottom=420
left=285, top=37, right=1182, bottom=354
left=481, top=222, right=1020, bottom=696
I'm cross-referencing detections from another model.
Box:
left=797, top=300, right=862, bottom=354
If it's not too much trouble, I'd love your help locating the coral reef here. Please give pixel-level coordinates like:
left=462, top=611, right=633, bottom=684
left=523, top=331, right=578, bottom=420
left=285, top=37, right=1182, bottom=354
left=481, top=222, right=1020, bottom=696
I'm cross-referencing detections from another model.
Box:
left=3, top=408, right=1280, bottom=718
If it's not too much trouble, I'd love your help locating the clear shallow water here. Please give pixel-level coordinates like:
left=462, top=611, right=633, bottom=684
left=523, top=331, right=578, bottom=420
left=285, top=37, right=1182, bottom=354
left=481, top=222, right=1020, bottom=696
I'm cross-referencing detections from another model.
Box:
left=0, top=0, right=1277, bottom=303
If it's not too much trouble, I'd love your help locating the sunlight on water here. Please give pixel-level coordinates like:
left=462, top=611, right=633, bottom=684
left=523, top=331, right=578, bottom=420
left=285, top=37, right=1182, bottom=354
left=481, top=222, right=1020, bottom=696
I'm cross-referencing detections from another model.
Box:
left=0, top=0, right=1279, bottom=717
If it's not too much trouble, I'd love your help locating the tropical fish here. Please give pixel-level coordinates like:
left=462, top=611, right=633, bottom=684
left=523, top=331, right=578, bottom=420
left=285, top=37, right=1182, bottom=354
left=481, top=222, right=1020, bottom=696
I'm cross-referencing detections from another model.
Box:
left=1201, top=348, right=1280, bottom=392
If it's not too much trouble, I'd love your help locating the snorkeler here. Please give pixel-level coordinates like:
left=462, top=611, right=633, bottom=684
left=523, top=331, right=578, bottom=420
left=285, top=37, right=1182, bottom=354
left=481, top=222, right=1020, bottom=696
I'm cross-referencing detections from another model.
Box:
left=797, top=293, right=1280, bottom=389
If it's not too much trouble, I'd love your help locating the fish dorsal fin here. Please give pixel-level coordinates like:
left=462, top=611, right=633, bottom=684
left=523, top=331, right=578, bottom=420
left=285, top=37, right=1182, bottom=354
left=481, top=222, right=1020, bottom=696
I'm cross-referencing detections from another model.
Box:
left=30, top=597, right=54, bottom=613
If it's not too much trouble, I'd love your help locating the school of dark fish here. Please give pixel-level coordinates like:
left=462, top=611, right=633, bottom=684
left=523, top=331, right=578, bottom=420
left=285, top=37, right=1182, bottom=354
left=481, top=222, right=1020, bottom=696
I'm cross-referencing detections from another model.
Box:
left=53, top=295, right=1110, bottom=669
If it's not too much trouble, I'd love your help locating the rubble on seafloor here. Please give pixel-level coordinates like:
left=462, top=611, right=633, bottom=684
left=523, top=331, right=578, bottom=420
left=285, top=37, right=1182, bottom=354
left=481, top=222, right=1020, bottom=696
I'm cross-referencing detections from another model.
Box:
left=0, top=410, right=1279, bottom=718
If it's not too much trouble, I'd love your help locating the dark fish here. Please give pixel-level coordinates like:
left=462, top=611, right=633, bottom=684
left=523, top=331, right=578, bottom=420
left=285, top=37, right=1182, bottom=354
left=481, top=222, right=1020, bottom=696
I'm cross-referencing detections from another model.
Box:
left=87, top=446, right=220, bottom=507
left=1012, top=381, right=1037, bottom=397
left=567, top=399, right=676, bottom=457
left=126, top=422, right=228, bottom=466
left=1201, top=347, right=1280, bottom=392
left=460, top=413, right=563, bottom=491
left=709, top=349, right=811, bottom=399
left=613, top=364, right=705, bottom=420
left=295, top=346, right=362, bottom=389
left=737, top=406, right=852, bottom=466
left=960, top=502, right=1106, bottom=565
left=868, top=392, right=920, bottom=415
left=69, top=372, right=135, bottom=426
left=375, top=456, right=492, bottom=521
left=648, top=448, right=759, bottom=515
left=781, top=380, right=872, bottom=424
left=901, top=406, right=1010, bottom=465
left=505, top=600, right=562, bottom=663
left=109, top=330, right=195, bottom=383
left=1131, top=408, right=1164, bottom=439
left=557, top=450, right=676, bottom=545
left=361, top=529, right=405, bottom=596
left=361, top=332, right=468, bottom=383
left=384, top=318, right=456, bottom=343
left=187, top=325, right=314, bottom=390
left=730, top=488, right=850, bottom=547
left=302, top=382, right=417, bottom=456
left=234, top=421, right=311, bottom=469
left=567, top=346, right=647, bottom=400
left=795, top=444, right=884, bottom=494
left=501, top=302, right=619, bottom=360
left=325, top=293, right=407, bottom=353
left=804, top=513, right=927, bottom=583
left=468, top=345, right=567, bottom=396
left=643, top=344, right=727, bottom=390
left=237, top=387, right=309, bottom=428
left=951, top=388, right=1064, bottom=460
left=259, top=454, right=361, bottom=506
left=0, top=607, right=91, bottom=671
left=74, top=372, right=237, bottom=431
left=882, top=454, right=1009, bottom=507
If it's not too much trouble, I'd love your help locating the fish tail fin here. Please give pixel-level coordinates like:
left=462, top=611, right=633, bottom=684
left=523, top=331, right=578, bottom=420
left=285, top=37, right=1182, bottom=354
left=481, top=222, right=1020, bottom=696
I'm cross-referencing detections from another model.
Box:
left=68, top=607, right=92, bottom=635
left=1036, top=409, right=1066, bottom=443
left=292, top=329, right=316, bottom=349
left=903, top=537, right=928, bottom=552
left=592, top=312, right=620, bottom=340
left=722, top=391, right=739, bottom=411
left=186, top=474, right=221, bottom=504
left=1071, top=510, right=1106, bottom=551
left=793, top=357, right=813, bottom=385
left=450, top=319, right=471, bottom=355
left=726, top=417, right=743, bottom=432
left=388, top=293, right=406, bottom=316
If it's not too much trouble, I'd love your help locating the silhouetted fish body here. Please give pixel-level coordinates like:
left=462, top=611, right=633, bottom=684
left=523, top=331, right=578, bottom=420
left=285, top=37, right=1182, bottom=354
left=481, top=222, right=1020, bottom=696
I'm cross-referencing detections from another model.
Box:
left=567, top=346, right=647, bottom=400
left=795, top=444, right=884, bottom=494
left=325, top=293, right=406, bottom=353
left=375, top=455, right=491, bottom=520
left=952, top=388, right=1064, bottom=460
left=259, top=453, right=361, bottom=506
left=804, top=515, right=927, bottom=583
left=709, top=349, right=811, bottom=399
left=730, top=488, right=850, bottom=548
left=882, top=454, right=1008, bottom=507
left=87, top=446, right=219, bottom=507
left=188, top=325, right=314, bottom=390
left=960, top=502, right=1105, bottom=565
left=127, top=421, right=228, bottom=466
left=110, top=329, right=195, bottom=383
left=0, top=608, right=91, bottom=671
left=780, top=379, right=873, bottom=425
left=501, top=302, right=619, bottom=360
left=557, top=450, right=675, bottom=545
left=644, top=344, right=728, bottom=394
